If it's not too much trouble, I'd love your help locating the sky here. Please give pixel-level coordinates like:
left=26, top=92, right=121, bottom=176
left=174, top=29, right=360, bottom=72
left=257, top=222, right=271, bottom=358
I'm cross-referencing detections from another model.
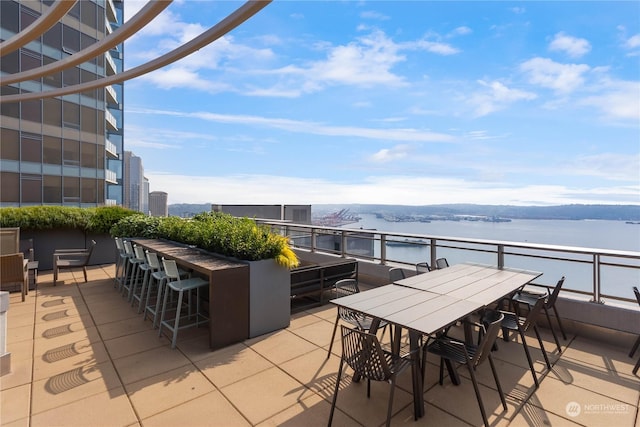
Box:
left=121, top=1, right=640, bottom=207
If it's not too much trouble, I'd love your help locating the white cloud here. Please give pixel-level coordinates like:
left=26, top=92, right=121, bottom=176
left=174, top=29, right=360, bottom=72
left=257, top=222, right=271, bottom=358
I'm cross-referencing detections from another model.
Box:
left=469, top=80, right=537, bottom=117
left=625, top=34, right=640, bottom=49
left=579, top=80, right=640, bottom=121
left=370, top=145, right=411, bottom=163
left=549, top=32, right=591, bottom=58
left=569, top=153, right=640, bottom=182
left=520, top=57, right=590, bottom=93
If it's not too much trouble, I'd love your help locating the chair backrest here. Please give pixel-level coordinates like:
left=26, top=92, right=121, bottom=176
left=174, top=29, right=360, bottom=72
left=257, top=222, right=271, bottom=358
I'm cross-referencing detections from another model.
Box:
left=161, top=258, right=180, bottom=280
left=416, top=262, right=431, bottom=274
left=335, top=278, right=359, bottom=298
left=389, top=267, right=406, bottom=281
left=473, top=310, right=504, bottom=367
left=146, top=251, right=161, bottom=270
left=123, top=240, right=134, bottom=256
left=546, top=276, right=566, bottom=308
left=0, top=253, right=25, bottom=283
left=435, top=258, right=449, bottom=269
left=85, top=240, right=96, bottom=261
left=0, top=228, right=20, bottom=255
left=634, top=286, right=640, bottom=307
left=519, top=294, right=547, bottom=332
left=340, top=325, right=392, bottom=382
left=115, top=237, right=124, bottom=252
left=133, top=245, right=145, bottom=260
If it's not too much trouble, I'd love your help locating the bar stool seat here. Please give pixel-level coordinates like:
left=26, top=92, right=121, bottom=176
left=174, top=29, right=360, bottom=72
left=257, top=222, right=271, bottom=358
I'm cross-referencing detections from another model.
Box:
left=143, top=251, right=188, bottom=326
left=158, top=258, right=209, bottom=348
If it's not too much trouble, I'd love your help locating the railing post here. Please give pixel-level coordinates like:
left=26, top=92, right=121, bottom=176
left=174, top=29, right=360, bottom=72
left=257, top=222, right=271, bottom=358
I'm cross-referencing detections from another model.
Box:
left=311, top=228, right=317, bottom=252
left=497, top=245, right=504, bottom=269
left=430, top=239, right=437, bottom=267
left=380, top=234, right=387, bottom=264
left=592, top=254, right=602, bottom=303
left=341, top=231, right=347, bottom=258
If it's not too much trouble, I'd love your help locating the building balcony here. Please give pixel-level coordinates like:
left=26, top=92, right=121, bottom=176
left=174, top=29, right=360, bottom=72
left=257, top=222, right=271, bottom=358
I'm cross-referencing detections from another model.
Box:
left=105, top=84, right=118, bottom=105
left=105, top=169, right=117, bottom=184
left=106, top=0, right=117, bottom=23
left=105, top=109, right=118, bottom=132
left=105, top=51, right=117, bottom=76
left=105, top=17, right=113, bottom=35
left=1, top=263, right=638, bottom=426
left=105, top=138, right=118, bottom=159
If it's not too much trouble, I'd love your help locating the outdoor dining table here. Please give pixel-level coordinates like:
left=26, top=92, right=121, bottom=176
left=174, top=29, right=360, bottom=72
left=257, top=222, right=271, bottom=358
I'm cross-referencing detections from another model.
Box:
left=330, top=262, right=542, bottom=420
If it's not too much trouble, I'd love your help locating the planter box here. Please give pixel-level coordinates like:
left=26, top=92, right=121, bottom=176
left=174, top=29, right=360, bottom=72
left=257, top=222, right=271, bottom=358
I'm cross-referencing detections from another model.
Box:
left=247, top=259, right=291, bottom=338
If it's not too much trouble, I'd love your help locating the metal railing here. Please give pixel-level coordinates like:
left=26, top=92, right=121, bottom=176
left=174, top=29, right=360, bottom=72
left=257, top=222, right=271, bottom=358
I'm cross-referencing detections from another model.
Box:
left=257, top=220, right=640, bottom=305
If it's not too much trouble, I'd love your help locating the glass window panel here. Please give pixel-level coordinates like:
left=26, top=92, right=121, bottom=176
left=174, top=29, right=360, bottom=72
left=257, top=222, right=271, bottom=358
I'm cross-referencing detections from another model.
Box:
left=43, top=22, right=62, bottom=49
left=81, top=33, right=96, bottom=50
left=81, top=1, right=98, bottom=30
left=97, top=110, right=105, bottom=135
left=43, top=175, right=62, bottom=203
left=97, top=179, right=104, bottom=203
left=20, top=5, right=39, bottom=30
left=20, top=49, right=41, bottom=72
left=64, top=176, right=80, bottom=199
left=63, top=67, right=80, bottom=87
left=21, top=175, right=42, bottom=203
left=21, top=98, right=42, bottom=123
left=43, top=136, right=62, bottom=165
left=0, top=50, right=19, bottom=74
left=0, top=86, right=20, bottom=118
left=1, top=1, right=19, bottom=33
left=43, top=98, right=62, bottom=126
left=43, top=56, right=62, bottom=88
left=21, top=133, right=42, bottom=163
left=81, top=178, right=97, bottom=203
left=63, top=139, right=80, bottom=165
left=69, top=2, right=80, bottom=19
left=62, top=25, right=80, bottom=53
left=81, top=106, right=97, bottom=134
left=63, top=101, right=80, bottom=129
left=1, top=128, right=20, bottom=161
left=81, top=142, right=97, bottom=168
left=0, top=173, right=19, bottom=203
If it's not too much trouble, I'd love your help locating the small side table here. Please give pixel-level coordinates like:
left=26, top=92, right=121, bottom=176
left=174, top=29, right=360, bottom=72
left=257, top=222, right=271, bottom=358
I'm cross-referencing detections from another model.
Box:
left=27, top=261, right=39, bottom=291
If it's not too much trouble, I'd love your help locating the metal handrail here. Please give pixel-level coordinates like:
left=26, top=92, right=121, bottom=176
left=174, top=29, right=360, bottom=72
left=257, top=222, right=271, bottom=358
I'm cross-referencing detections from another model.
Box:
left=256, top=220, right=640, bottom=304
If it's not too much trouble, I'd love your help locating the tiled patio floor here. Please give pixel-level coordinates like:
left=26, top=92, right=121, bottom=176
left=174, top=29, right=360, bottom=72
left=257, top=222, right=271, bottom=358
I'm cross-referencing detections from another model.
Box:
left=2, top=264, right=639, bottom=426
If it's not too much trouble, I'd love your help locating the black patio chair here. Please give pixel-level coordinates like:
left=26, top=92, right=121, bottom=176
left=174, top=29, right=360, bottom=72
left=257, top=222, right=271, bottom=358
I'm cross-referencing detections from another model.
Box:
left=512, top=276, right=566, bottom=352
left=388, top=267, right=406, bottom=281
left=328, top=325, right=418, bottom=427
left=415, top=261, right=431, bottom=274
left=423, top=310, right=506, bottom=427
left=435, top=257, right=449, bottom=269
left=327, top=279, right=390, bottom=358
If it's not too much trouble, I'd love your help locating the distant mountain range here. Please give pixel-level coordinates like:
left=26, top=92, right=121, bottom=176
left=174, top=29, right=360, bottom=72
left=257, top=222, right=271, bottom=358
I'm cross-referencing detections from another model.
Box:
left=169, top=203, right=640, bottom=221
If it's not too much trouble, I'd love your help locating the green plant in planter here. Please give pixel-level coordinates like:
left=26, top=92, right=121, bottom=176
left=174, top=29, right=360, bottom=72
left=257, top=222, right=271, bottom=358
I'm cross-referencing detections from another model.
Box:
left=0, top=206, right=140, bottom=232
left=110, top=212, right=299, bottom=268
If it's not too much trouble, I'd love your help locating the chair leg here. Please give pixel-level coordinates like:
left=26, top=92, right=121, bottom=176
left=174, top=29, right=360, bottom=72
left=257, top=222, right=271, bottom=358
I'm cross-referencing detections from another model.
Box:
left=633, top=355, right=640, bottom=375
left=552, top=304, right=567, bottom=340
left=170, top=290, right=185, bottom=349
left=466, top=363, right=489, bottom=427
left=328, top=359, right=345, bottom=427
left=327, top=315, right=340, bottom=359
left=158, top=283, right=171, bottom=338
left=82, top=266, right=87, bottom=283
left=488, top=354, right=507, bottom=411
left=629, top=336, right=640, bottom=358
left=516, top=328, right=540, bottom=388
left=152, top=277, right=167, bottom=328
left=544, top=306, right=562, bottom=352
left=533, top=325, right=552, bottom=369
left=385, top=377, right=396, bottom=427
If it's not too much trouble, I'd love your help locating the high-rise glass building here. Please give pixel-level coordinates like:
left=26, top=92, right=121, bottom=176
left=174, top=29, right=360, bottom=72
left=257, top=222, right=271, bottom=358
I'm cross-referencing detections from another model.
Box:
left=149, top=191, right=168, bottom=217
left=0, top=0, right=124, bottom=207
left=123, top=150, right=146, bottom=214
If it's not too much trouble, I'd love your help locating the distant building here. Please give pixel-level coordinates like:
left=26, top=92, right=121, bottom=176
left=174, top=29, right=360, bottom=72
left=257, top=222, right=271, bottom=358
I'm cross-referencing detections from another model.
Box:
left=123, top=151, right=147, bottom=213
left=149, top=191, right=168, bottom=217
left=211, top=204, right=311, bottom=224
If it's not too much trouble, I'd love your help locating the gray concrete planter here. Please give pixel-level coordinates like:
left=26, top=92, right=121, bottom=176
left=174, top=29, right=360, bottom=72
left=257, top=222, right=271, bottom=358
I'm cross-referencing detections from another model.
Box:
left=246, top=258, right=291, bottom=338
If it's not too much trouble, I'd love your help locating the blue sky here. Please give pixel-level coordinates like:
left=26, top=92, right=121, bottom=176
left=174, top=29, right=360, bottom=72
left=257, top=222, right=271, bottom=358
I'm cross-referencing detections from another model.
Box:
left=122, top=1, right=640, bottom=206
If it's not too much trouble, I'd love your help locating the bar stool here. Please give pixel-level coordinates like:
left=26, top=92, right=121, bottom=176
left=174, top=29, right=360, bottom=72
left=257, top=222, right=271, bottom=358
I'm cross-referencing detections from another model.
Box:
left=158, top=258, right=209, bottom=348
left=143, top=251, right=189, bottom=324
left=114, top=237, right=131, bottom=289
left=130, top=245, right=152, bottom=309
left=122, top=241, right=144, bottom=298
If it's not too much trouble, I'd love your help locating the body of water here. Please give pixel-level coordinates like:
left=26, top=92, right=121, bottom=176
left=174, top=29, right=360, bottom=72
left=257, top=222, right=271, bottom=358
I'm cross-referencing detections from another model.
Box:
left=345, top=214, right=640, bottom=299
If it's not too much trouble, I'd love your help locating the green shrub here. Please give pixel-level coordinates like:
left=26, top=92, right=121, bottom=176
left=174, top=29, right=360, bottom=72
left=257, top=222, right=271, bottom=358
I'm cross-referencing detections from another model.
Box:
left=111, top=212, right=299, bottom=268
left=0, top=206, right=139, bottom=232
